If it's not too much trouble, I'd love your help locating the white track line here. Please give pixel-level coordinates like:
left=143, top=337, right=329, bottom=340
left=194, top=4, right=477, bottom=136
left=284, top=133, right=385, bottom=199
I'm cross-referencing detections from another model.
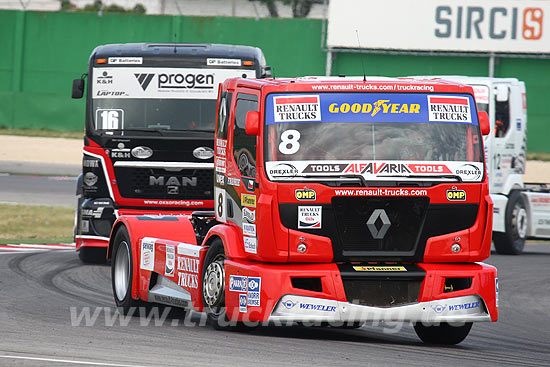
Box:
left=0, top=354, right=151, bottom=367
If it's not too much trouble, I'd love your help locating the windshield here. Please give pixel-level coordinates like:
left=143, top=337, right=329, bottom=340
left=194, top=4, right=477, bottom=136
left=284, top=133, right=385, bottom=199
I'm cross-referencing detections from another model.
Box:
left=91, top=66, right=255, bottom=133
left=264, top=92, right=484, bottom=182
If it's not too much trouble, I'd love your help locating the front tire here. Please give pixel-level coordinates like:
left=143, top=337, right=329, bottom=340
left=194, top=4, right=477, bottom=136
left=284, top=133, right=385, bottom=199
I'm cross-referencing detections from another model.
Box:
left=413, top=322, right=473, bottom=345
left=201, top=240, right=229, bottom=329
left=111, top=227, right=140, bottom=314
left=493, top=191, right=527, bottom=255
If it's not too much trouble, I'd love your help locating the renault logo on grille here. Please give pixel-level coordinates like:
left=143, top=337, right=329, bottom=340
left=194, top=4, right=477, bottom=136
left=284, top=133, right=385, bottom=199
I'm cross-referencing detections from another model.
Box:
left=366, top=209, right=391, bottom=239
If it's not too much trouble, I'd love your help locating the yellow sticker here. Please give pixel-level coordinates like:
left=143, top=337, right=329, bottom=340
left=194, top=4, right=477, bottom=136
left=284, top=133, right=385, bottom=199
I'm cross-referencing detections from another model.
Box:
left=353, top=266, right=407, bottom=272
left=446, top=189, right=466, bottom=201
left=241, top=194, right=257, bottom=208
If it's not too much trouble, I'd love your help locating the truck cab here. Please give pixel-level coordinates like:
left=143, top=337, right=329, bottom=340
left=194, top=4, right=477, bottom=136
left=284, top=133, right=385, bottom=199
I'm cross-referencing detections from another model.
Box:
left=410, top=76, right=550, bottom=254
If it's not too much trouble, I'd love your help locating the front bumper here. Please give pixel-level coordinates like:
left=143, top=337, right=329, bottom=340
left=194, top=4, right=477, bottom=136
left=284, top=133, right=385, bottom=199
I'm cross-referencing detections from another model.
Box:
left=270, top=294, right=489, bottom=323
left=224, top=261, right=498, bottom=323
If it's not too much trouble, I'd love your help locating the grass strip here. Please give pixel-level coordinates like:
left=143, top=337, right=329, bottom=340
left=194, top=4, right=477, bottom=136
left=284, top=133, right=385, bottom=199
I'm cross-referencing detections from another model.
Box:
left=0, top=128, right=83, bottom=140
left=0, top=204, right=74, bottom=244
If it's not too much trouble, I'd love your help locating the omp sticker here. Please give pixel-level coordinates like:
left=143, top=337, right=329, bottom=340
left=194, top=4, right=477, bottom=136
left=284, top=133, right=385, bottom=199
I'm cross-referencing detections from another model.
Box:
left=273, top=95, right=321, bottom=122
left=244, top=236, right=257, bottom=254
left=247, top=277, right=261, bottom=307
left=298, top=206, right=322, bottom=229
left=428, top=96, right=472, bottom=123
left=446, top=189, right=466, bottom=201
left=140, top=238, right=155, bottom=271
left=239, top=294, right=248, bottom=313
left=242, top=223, right=256, bottom=237
left=241, top=194, right=256, bottom=207
left=353, top=266, right=407, bottom=272
left=295, top=188, right=316, bottom=201
left=229, top=275, right=247, bottom=292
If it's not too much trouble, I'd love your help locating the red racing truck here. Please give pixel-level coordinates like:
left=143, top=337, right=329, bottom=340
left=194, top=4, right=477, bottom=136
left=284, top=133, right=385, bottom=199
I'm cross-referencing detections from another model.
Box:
left=108, top=76, right=498, bottom=344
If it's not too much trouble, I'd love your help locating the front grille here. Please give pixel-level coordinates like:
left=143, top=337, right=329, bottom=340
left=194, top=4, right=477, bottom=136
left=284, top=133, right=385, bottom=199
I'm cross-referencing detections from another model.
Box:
left=332, top=197, right=429, bottom=255
left=279, top=198, right=478, bottom=262
left=115, top=167, right=213, bottom=200
left=342, top=279, right=422, bottom=307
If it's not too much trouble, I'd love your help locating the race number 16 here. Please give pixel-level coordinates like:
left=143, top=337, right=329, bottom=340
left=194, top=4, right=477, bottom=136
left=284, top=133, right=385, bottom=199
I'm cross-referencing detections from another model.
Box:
left=95, top=109, right=124, bottom=130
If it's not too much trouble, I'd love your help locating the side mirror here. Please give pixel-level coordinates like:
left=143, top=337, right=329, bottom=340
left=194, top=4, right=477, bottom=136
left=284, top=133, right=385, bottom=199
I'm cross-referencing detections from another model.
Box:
left=478, top=111, right=490, bottom=136
left=263, top=66, right=272, bottom=78
left=245, top=110, right=260, bottom=136
left=72, top=79, right=85, bottom=99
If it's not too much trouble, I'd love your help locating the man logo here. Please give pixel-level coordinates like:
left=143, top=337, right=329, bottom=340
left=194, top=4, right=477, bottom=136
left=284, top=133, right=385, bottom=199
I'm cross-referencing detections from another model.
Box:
left=134, top=73, right=155, bottom=91
left=366, top=209, right=391, bottom=239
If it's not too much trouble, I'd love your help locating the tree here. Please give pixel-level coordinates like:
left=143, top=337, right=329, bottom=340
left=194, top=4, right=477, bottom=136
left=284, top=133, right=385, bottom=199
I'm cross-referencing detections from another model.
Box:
left=254, top=0, right=315, bottom=18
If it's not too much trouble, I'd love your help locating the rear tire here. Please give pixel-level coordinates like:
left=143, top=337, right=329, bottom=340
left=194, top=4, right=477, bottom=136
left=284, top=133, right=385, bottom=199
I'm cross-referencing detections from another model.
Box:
left=413, top=322, right=473, bottom=345
left=493, top=191, right=527, bottom=255
left=111, top=227, right=141, bottom=314
left=78, top=246, right=107, bottom=264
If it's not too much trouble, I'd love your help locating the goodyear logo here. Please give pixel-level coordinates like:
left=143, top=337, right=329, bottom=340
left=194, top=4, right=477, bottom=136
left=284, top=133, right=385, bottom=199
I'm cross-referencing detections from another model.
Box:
left=353, top=266, right=407, bottom=272
left=446, top=189, right=466, bottom=201
left=328, top=100, right=420, bottom=117
left=295, top=188, right=316, bottom=201
left=241, top=194, right=256, bottom=208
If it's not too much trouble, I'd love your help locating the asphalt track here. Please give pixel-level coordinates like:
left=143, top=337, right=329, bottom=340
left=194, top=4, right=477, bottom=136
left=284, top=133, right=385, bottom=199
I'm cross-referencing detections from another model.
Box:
left=0, top=173, right=76, bottom=208
left=0, top=245, right=549, bottom=367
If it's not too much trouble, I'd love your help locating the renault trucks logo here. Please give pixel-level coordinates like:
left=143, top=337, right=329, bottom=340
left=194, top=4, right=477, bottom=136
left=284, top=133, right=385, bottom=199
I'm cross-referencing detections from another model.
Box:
left=366, top=209, right=391, bottom=239
left=273, top=95, right=321, bottom=122
left=428, top=96, right=471, bottom=122
left=135, top=73, right=155, bottom=91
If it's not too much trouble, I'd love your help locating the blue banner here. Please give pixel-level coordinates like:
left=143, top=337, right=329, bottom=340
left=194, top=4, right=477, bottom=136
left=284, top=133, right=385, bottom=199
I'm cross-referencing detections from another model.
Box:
left=265, top=92, right=478, bottom=125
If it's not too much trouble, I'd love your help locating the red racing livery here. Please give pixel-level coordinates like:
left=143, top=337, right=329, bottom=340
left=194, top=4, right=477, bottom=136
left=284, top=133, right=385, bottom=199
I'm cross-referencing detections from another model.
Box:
left=107, top=76, right=498, bottom=344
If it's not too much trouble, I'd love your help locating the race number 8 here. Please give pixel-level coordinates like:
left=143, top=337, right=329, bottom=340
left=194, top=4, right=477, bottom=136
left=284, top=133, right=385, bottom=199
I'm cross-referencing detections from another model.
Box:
left=279, top=129, right=301, bottom=155
left=217, top=192, right=224, bottom=218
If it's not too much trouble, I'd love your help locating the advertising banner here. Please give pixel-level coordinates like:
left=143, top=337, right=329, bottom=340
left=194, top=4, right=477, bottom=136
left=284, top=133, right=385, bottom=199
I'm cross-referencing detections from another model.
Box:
left=327, top=0, right=550, bottom=53
left=92, top=67, right=255, bottom=99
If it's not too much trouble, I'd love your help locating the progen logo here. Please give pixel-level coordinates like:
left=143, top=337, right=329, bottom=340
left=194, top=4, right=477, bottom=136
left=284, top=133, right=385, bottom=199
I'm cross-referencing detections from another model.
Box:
left=135, top=73, right=155, bottom=91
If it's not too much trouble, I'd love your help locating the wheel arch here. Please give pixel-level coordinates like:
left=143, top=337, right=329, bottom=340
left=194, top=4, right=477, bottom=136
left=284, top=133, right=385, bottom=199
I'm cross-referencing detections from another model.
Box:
left=203, top=224, right=247, bottom=260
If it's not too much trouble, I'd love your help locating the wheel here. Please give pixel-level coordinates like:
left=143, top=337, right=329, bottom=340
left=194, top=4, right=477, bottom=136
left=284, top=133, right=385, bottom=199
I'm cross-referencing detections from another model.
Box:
left=78, top=246, right=107, bottom=264
left=413, top=322, right=473, bottom=345
left=111, top=227, right=141, bottom=314
left=493, top=191, right=527, bottom=255
left=201, top=240, right=229, bottom=329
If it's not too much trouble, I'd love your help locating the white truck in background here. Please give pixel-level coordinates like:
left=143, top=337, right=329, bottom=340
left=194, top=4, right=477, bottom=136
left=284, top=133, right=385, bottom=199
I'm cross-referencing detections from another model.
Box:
left=411, top=76, right=550, bottom=254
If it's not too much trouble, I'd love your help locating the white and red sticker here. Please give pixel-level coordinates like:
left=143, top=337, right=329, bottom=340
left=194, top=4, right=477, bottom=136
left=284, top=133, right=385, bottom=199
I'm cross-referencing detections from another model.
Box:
left=140, top=238, right=155, bottom=271
left=298, top=206, right=322, bottom=229
left=165, top=245, right=175, bottom=277
left=428, top=95, right=471, bottom=123
left=471, top=85, right=489, bottom=104
left=273, top=95, right=321, bottom=122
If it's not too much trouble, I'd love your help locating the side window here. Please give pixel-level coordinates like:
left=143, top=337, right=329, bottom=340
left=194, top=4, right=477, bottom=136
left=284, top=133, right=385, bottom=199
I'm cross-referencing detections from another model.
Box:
left=494, top=87, right=510, bottom=138
left=233, top=94, right=258, bottom=177
left=216, top=92, right=232, bottom=139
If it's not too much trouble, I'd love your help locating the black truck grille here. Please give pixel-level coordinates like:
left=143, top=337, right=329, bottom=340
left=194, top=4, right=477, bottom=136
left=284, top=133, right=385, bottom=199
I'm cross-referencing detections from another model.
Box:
left=332, top=197, right=429, bottom=255
left=279, top=198, right=478, bottom=262
left=115, top=167, right=213, bottom=200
